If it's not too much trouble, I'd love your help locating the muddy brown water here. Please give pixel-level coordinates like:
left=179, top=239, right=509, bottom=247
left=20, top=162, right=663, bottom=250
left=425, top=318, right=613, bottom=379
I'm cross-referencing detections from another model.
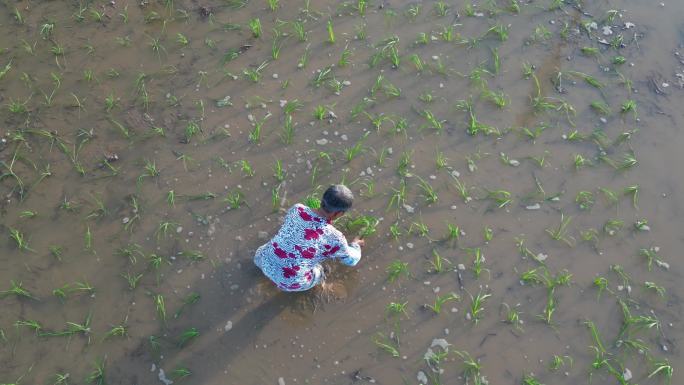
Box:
left=1, top=0, right=683, bottom=384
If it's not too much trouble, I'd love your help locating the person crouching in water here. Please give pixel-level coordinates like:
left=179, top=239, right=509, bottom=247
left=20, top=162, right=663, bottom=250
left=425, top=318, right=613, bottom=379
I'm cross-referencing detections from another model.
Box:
left=254, top=185, right=365, bottom=292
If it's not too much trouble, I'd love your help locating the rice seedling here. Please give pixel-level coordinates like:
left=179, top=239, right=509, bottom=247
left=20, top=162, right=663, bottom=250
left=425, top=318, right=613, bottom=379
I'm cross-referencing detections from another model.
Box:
left=549, top=354, right=572, bottom=371
left=116, top=5, right=129, bottom=22
left=409, top=221, right=430, bottom=238
left=248, top=112, right=271, bottom=143
left=386, top=301, right=409, bottom=318
left=148, top=36, right=166, bottom=61
left=483, top=189, right=512, bottom=209
left=345, top=215, right=380, bottom=238
left=396, top=150, right=412, bottom=177
left=416, top=177, right=438, bottom=204
left=593, top=276, right=611, bottom=300
left=171, top=367, right=192, bottom=380
left=575, top=191, right=595, bottom=211
left=617, top=298, right=661, bottom=340
left=12, top=7, right=25, bottom=24
left=343, top=133, right=368, bottom=162
left=461, top=1, right=477, bottom=17
left=389, top=222, right=402, bottom=240
left=545, top=212, right=574, bottom=246
left=501, top=303, right=523, bottom=330
left=238, top=159, right=255, bottom=178
left=154, top=294, right=166, bottom=322
left=271, top=32, right=284, bottom=60
left=428, top=249, right=450, bottom=273
left=426, top=292, right=459, bottom=314
left=8, top=227, right=33, bottom=252
left=243, top=61, right=268, bottom=83
left=248, top=18, right=262, bottom=38
left=538, top=287, right=558, bottom=325
left=371, top=333, right=399, bottom=357
left=223, top=190, right=244, bottom=209
left=18, top=209, right=36, bottom=219
left=83, top=225, right=94, bottom=251
left=620, top=99, right=637, bottom=119
left=40, top=22, right=55, bottom=39
left=467, top=290, right=491, bottom=324
left=174, top=292, right=201, bottom=319
left=47, top=312, right=93, bottom=342
left=46, top=245, right=63, bottom=262
left=481, top=87, right=509, bottom=109
left=603, top=219, right=623, bottom=236
left=648, top=359, right=673, bottom=384
left=440, top=25, right=455, bottom=42
left=291, top=21, right=307, bottom=42
left=136, top=159, right=159, bottom=188
left=638, top=247, right=663, bottom=271
left=387, top=260, right=410, bottom=282
left=326, top=19, right=335, bottom=44
left=468, top=248, right=489, bottom=279
left=644, top=281, right=666, bottom=297
left=405, top=3, right=422, bottom=20
left=312, top=65, right=333, bottom=88
left=588, top=101, right=612, bottom=117
left=420, top=109, right=445, bottom=133
left=633, top=219, right=650, bottom=232
left=86, top=358, right=106, bottom=385
left=280, top=114, right=294, bottom=145
left=182, top=250, right=205, bottom=263
left=521, top=373, right=543, bottom=385
left=484, top=24, right=509, bottom=42
left=434, top=1, right=449, bottom=16
left=14, top=319, right=43, bottom=335
left=409, top=54, right=425, bottom=73
left=121, top=272, right=143, bottom=290
left=7, top=97, right=30, bottom=115
left=609, top=265, right=631, bottom=291
left=444, top=223, right=462, bottom=245
left=508, top=0, right=521, bottom=13
left=435, top=151, right=449, bottom=169
left=338, top=44, right=353, bottom=67
left=266, top=0, right=280, bottom=11
left=574, top=153, right=592, bottom=170
left=414, top=32, right=429, bottom=46
left=178, top=327, right=199, bottom=347
left=454, top=350, right=485, bottom=385
left=0, top=60, right=12, bottom=82
left=451, top=175, right=473, bottom=203
left=103, top=323, right=129, bottom=340
left=530, top=24, right=552, bottom=42
left=581, top=46, right=600, bottom=57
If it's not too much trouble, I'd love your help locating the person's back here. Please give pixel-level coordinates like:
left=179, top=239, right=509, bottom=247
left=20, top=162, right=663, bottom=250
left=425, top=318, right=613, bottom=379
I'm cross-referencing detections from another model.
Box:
left=254, top=185, right=364, bottom=292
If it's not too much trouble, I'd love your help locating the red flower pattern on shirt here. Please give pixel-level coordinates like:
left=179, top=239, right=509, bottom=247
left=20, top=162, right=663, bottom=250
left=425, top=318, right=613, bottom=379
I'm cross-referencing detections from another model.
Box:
left=322, top=244, right=341, bottom=257
left=304, top=270, right=313, bottom=282
left=273, top=242, right=295, bottom=259
left=282, top=264, right=301, bottom=279
left=304, top=228, right=324, bottom=240
left=298, top=206, right=323, bottom=223
left=294, top=245, right=316, bottom=259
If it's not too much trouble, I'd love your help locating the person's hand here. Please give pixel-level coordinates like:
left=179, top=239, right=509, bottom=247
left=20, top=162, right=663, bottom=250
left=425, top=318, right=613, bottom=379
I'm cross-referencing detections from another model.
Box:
left=352, top=237, right=365, bottom=247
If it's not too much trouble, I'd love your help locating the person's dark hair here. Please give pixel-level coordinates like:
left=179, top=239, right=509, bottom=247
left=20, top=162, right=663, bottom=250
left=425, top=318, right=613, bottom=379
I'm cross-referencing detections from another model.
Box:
left=320, top=185, right=353, bottom=213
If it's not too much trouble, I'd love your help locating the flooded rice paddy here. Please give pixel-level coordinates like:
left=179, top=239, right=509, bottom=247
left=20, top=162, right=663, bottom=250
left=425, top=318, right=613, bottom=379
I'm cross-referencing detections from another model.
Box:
left=1, top=0, right=684, bottom=384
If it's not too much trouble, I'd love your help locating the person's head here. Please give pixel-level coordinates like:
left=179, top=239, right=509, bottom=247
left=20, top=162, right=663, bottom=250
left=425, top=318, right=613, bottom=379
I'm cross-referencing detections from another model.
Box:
left=320, top=184, right=353, bottom=220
